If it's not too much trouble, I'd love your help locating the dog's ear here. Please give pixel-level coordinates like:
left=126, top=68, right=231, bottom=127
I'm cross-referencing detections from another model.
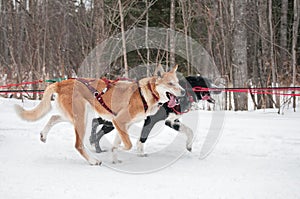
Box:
left=170, top=64, right=178, bottom=73
left=154, top=64, right=165, bottom=78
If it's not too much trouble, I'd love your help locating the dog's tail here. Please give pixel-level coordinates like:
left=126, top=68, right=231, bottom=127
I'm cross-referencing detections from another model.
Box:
left=15, top=83, right=57, bottom=121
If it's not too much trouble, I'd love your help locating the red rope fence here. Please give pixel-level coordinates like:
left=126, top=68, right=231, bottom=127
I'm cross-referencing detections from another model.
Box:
left=0, top=80, right=44, bottom=95
left=0, top=90, right=44, bottom=94
left=0, top=80, right=43, bottom=89
left=1, top=79, right=300, bottom=97
left=193, top=87, right=300, bottom=97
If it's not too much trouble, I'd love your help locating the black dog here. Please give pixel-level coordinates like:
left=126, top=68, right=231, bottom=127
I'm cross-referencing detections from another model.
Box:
left=89, top=76, right=219, bottom=154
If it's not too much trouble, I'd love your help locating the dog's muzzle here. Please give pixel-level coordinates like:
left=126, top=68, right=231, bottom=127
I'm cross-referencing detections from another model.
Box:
left=167, top=92, right=179, bottom=108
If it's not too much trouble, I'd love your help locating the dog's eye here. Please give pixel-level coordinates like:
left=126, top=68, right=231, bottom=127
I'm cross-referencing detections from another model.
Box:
left=168, top=82, right=174, bottom=86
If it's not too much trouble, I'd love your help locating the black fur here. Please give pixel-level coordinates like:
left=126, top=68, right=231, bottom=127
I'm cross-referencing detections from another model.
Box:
left=89, top=118, right=114, bottom=152
left=89, top=76, right=216, bottom=152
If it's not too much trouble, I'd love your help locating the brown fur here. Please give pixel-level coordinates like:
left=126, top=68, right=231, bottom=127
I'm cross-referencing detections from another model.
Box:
left=15, top=65, right=184, bottom=165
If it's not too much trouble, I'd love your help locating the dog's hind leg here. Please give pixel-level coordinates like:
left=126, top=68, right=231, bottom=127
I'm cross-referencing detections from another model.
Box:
left=89, top=118, right=103, bottom=146
left=72, top=102, right=101, bottom=165
left=40, top=115, right=67, bottom=143
left=74, top=120, right=101, bottom=165
left=111, top=133, right=122, bottom=164
left=95, top=124, right=114, bottom=153
left=90, top=118, right=114, bottom=153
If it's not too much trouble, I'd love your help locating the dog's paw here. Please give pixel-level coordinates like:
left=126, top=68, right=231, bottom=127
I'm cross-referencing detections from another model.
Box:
left=40, top=133, right=46, bottom=143
left=95, top=148, right=107, bottom=153
left=186, top=142, right=192, bottom=152
left=112, top=159, right=122, bottom=164
left=137, top=153, right=148, bottom=157
left=89, top=159, right=102, bottom=166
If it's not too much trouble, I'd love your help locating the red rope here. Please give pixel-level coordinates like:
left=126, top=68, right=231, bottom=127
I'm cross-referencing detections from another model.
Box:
left=193, top=86, right=300, bottom=97
left=0, top=91, right=44, bottom=94
left=0, top=80, right=43, bottom=89
left=1, top=79, right=300, bottom=97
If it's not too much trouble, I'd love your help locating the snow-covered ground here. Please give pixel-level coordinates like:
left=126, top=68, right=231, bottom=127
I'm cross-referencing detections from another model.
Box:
left=1, top=97, right=300, bottom=199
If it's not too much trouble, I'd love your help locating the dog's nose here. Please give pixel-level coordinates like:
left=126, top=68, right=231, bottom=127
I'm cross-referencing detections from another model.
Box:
left=181, top=89, right=186, bottom=96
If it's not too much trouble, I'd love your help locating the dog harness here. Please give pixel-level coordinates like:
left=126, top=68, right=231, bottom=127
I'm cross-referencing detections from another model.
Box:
left=138, top=81, right=161, bottom=112
left=76, top=78, right=157, bottom=115
left=76, top=78, right=117, bottom=116
left=138, top=86, right=149, bottom=112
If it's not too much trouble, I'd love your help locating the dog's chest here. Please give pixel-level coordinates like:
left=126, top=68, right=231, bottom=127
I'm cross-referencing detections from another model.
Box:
left=147, top=104, right=161, bottom=116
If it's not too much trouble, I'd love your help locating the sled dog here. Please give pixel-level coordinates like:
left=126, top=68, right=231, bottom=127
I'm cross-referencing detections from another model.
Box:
left=15, top=65, right=185, bottom=165
left=90, top=76, right=220, bottom=155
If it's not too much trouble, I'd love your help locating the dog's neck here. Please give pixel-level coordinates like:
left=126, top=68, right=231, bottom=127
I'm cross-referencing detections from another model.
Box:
left=138, top=77, right=160, bottom=104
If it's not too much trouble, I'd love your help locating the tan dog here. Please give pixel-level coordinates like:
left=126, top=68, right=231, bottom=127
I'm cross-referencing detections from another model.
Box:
left=15, top=65, right=185, bottom=165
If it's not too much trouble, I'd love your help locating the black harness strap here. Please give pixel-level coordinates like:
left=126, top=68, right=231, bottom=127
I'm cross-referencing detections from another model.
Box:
left=138, top=86, right=148, bottom=112
left=76, top=78, right=117, bottom=116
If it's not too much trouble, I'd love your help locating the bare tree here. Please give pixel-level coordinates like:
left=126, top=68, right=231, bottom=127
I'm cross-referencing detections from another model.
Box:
left=180, top=0, right=191, bottom=75
left=292, top=0, right=299, bottom=111
left=169, top=0, right=175, bottom=69
left=1, top=0, right=299, bottom=109
left=118, top=0, right=128, bottom=77
left=269, top=0, right=279, bottom=108
left=232, top=0, right=248, bottom=111
left=144, top=0, right=150, bottom=76
left=280, top=0, right=289, bottom=74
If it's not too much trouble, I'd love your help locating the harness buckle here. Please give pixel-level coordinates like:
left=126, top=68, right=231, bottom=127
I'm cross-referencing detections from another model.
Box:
left=102, top=87, right=107, bottom=93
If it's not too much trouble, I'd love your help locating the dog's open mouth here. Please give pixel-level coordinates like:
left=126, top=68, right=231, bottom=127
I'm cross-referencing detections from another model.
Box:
left=166, top=92, right=179, bottom=108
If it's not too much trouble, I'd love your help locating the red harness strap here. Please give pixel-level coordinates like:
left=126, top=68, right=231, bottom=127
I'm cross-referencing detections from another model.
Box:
left=171, top=106, right=190, bottom=115
left=76, top=78, right=117, bottom=116
left=147, top=82, right=159, bottom=102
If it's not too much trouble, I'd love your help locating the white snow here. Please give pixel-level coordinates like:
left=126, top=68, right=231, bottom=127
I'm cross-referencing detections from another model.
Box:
left=0, top=97, right=300, bottom=199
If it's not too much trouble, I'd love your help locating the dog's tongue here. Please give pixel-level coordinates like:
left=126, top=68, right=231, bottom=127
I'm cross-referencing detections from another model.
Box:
left=168, top=94, right=177, bottom=108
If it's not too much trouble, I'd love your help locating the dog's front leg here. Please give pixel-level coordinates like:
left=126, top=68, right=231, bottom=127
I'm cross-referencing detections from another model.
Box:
left=112, top=119, right=132, bottom=150
left=177, top=122, right=193, bottom=152
left=165, top=114, right=194, bottom=152
left=137, top=108, right=168, bottom=156
left=111, top=119, right=132, bottom=164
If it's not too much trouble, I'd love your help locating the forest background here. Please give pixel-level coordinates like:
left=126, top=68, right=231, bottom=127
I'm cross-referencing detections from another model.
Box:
left=0, top=0, right=299, bottom=110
